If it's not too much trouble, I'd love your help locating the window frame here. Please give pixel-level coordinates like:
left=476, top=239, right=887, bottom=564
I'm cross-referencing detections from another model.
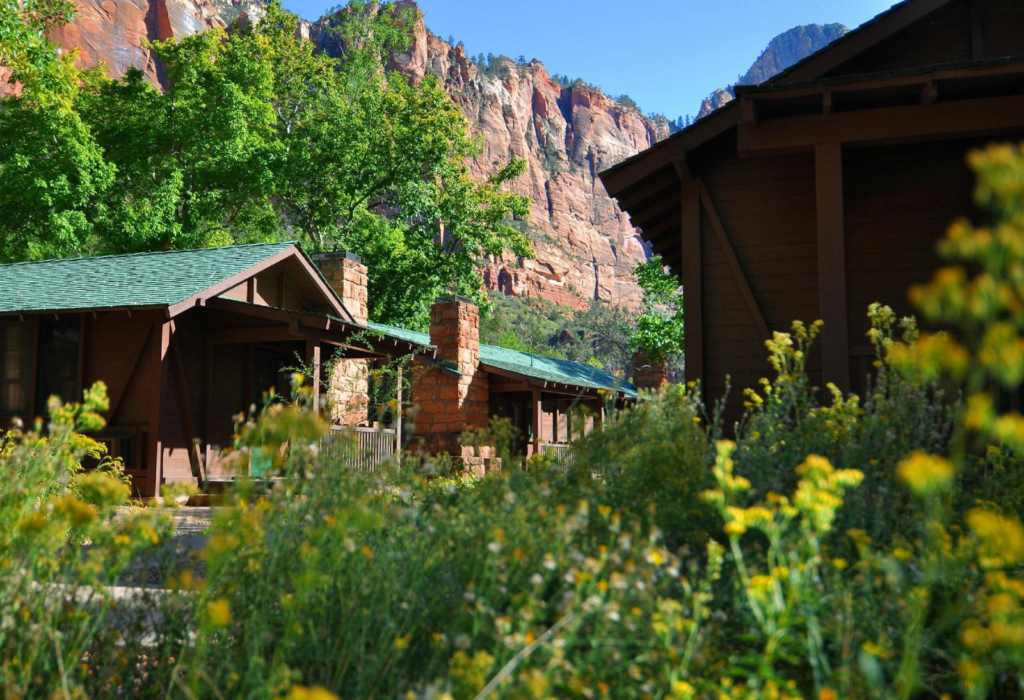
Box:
left=0, top=314, right=86, bottom=421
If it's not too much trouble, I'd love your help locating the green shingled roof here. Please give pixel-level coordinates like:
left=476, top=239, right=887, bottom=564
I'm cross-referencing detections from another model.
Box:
left=0, top=242, right=296, bottom=314
left=367, top=322, right=637, bottom=398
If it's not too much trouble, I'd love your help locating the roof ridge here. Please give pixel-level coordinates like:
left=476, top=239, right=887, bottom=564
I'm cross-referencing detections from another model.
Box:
left=0, top=240, right=297, bottom=270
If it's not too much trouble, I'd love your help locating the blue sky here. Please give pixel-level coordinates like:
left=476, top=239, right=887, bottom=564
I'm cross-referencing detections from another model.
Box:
left=280, top=0, right=897, bottom=119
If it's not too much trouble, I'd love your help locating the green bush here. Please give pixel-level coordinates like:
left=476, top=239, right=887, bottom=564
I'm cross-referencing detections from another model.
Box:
left=568, top=387, right=714, bottom=549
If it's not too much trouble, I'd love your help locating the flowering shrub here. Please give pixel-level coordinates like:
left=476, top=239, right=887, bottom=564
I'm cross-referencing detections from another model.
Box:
left=0, top=382, right=173, bottom=697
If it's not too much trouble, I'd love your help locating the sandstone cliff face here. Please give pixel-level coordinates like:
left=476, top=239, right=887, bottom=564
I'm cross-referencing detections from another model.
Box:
left=59, top=0, right=224, bottom=85
left=313, top=2, right=657, bottom=309
left=0, top=0, right=226, bottom=97
left=413, top=33, right=657, bottom=309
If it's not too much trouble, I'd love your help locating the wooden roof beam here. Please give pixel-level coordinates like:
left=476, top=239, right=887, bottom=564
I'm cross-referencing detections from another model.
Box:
left=739, top=94, right=1024, bottom=155
left=920, top=80, right=937, bottom=105
left=628, top=191, right=679, bottom=228
left=615, top=178, right=679, bottom=211
left=738, top=60, right=1024, bottom=103
left=643, top=215, right=682, bottom=242
left=600, top=106, right=739, bottom=197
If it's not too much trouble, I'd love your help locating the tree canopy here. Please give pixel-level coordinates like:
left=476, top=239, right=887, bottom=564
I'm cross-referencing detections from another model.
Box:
left=0, top=0, right=532, bottom=329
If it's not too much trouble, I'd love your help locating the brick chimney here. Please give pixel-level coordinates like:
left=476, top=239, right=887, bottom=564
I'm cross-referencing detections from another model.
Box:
left=313, top=251, right=368, bottom=326
left=632, top=350, right=669, bottom=392
left=313, top=251, right=370, bottom=425
left=430, top=294, right=480, bottom=373
left=412, top=295, right=491, bottom=468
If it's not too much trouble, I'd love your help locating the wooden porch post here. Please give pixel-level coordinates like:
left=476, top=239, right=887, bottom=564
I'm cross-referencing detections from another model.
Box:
left=147, top=320, right=170, bottom=501
left=168, top=324, right=204, bottom=488
left=394, top=365, right=403, bottom=465
left=815, top=143, right=850, bottom=395
left=531, top=388, right=541, bottom=457
left=306, top=338, right=322, bottom=416
left=680, top=178, right=703, bottom=393
left=594, top=399, right=605, bottom=433
left=202, top=342, right=213, bottom=469
left=552, top=404, right=559, bottom=444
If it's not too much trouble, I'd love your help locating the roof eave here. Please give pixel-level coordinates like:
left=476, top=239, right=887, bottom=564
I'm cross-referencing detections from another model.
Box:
left=0, top=304, right=167, bottom=318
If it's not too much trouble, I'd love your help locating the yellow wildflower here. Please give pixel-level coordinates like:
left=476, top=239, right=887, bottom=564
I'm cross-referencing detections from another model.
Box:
left=279, top=687, right=341, bottom=700
left=897, top=452, right=954, bottom=496
left=967, top=509, right=1024, bottom=567
left=207, top=598, right=232, bottom=627
left=861, top=641, right=891, bottom=659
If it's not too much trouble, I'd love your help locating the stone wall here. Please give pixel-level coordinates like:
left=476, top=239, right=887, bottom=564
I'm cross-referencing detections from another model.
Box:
left=314, top=251, right=368, bottom=326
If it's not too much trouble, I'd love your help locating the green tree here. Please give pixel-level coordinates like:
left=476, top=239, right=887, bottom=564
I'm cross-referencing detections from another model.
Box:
left=0, top=93, right=113, bottom=262
left=0, top=0, right=77, bottom=93
left=0, top=0, right=116, bottom=263
left=77, top=29, right=283, bottom=253
left=628, top=255, right=685, bottom=363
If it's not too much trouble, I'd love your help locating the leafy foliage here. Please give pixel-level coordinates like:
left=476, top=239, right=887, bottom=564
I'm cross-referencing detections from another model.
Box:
left=628, top=255, right=685, bottom=363
left=0, top=0, right=77, bottom=93
left=480, top=293, right=635, bottom=376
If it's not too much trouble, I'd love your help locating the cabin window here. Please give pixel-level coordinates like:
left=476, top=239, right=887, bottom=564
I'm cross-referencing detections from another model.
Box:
left=35, top=315, right=81, bottom=411
left=0, top=317, right=35, bottom=415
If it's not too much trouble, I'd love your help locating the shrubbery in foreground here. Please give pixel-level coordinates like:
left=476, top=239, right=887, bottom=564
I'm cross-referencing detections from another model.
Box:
left=4, top=144, right=1024, bottom=698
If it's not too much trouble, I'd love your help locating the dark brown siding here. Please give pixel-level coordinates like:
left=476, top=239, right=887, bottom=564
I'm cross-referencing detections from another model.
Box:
left=691, top=138, right=820, bottom=424
left=825, top=0, right=1024, bottom=79
left=827, top=0, right=972, bottom=77
left=86, top=312, right=160, bottom=427
left=982, top=0, right=1024, bottom=58
left=158, top=311, right=206, bottom=484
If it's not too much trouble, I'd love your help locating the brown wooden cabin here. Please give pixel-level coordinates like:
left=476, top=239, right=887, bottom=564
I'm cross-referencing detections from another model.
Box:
left=0, top=243, right=636, bottom=497
left=0, top=242, right=425, bottom=498
left=600, top=0, right=1024, bottom=425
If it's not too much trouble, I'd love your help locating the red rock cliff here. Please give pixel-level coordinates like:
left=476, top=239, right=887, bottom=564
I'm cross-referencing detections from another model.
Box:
left=0, top=0, right=225, bottom=96
left=415, top=33, right=658, bottom=309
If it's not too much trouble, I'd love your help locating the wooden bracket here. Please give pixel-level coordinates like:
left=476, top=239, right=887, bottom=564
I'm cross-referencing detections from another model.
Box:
left=698, top=180, right=771, bottom=340
left=920, top=80, right=938, bottom=105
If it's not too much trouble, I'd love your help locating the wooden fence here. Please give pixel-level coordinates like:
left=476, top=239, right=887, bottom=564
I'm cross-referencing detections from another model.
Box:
left=323, top=426, right=397, bottom=472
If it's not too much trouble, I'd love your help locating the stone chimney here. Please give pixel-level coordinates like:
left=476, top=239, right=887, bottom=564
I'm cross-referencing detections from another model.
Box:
left=313, top=251, right=370, bottom=425
left=632, top=350, right=669, bottom=392
left=313, top=251, right=368, bottom=326
left=412, top=295, right=491, bottom=468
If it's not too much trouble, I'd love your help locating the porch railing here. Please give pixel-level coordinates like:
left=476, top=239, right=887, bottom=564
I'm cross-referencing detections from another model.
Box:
left=323, top=425, right=397, bottom=472
left=540, top=443, right=576, bottom=471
